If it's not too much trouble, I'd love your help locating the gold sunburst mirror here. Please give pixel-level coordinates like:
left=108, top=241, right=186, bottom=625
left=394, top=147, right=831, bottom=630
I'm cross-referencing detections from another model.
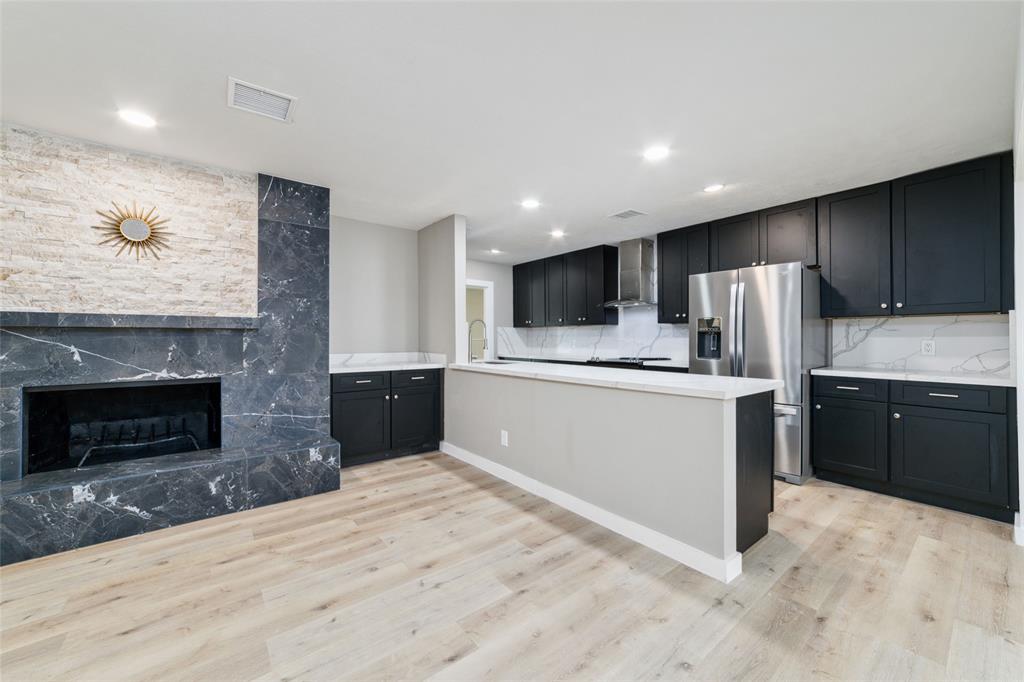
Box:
left=92, top=201, right=171, bottom=260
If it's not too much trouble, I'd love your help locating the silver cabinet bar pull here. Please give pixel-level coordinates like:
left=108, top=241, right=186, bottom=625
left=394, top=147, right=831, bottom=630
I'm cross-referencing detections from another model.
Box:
left=928, top=392, right=959, bottom=399
left=355, top=379, right=372, bottom=384
left=410, top=376, right=425, bottom=380
left=835, top=385, right=860, bottom=391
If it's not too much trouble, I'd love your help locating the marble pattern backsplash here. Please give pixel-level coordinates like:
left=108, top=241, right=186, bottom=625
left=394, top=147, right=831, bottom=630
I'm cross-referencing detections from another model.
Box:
left=497, top=307, right=689, bottom=361
left=830, top=314, right=1011, bottom=376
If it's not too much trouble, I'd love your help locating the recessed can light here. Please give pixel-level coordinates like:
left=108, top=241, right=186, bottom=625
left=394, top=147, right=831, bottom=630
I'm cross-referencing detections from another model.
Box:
left=643, top=145, right=670, bottom=162
left=118, top=109, right=156, bottom=128
left=489, top=248, right=502, bottom=254
left=521, top=198, right=541, bottom=209
left=550, top=229, right=565, bottom=238
left=703, top=183, right=725, bottom=193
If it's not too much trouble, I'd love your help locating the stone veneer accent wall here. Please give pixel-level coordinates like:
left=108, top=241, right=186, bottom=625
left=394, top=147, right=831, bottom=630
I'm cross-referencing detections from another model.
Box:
left=0, top=125, right=257, bottom=317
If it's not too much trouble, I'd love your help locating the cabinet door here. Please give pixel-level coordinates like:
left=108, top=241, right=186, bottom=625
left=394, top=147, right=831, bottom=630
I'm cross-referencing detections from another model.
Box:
left=528, top=260, right=546, bottom=327
left=891, top=404, right=1008, bottom=506
left=818, top=183, right=891, bottom=317
left=565, top=250, right=588, bottom=324
left=710, top=213, right=758, bottom=271
left=584, top=245, right=611, bottom=325
left=759, top=199, right=817, bottom=266
left=658, top=225, right=709, bottom=324
left=332, top=390, right=391, bottom=463
left=545, top=256, right=566, bottom=326
left=391, top=385, right=440, bottom=450
left=513, top=263, right=530, bottom=328
left=892, top=156, right=1001, bottom=315
left=812, top=397, right=887, bottom=481
left=657, top=229, right=685, bottom=323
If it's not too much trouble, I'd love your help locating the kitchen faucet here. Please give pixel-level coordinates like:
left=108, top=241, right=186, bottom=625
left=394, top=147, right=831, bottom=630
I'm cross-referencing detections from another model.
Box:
left=468, top=319, right=487, bottom=362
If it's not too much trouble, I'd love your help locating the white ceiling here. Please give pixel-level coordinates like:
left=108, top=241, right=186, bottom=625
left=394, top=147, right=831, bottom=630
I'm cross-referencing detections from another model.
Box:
left=2, top=2, right=1019, bottom=264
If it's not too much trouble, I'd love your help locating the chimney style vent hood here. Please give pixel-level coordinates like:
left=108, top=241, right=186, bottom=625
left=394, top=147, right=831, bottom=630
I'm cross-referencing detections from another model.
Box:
left=604, top=238, right=656, bottom=308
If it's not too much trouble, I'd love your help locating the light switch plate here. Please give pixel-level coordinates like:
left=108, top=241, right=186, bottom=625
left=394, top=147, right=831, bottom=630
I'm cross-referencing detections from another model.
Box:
left=921, top=339, right=936, bottom=356
left=500, top=429, right=509, bottom=447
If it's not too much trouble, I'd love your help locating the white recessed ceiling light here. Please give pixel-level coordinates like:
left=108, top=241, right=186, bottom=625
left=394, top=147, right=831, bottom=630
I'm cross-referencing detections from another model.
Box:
left=643, top=145, right=671, bottom=162
left=703, top=183, right=725, bottom=193
left=489, top=248, right=502, bottom=254
left=521, top=198, right=541, bottom=209
left=550, top=229, right=565, bottom=238
left=118, top=109, right=156, bottom=128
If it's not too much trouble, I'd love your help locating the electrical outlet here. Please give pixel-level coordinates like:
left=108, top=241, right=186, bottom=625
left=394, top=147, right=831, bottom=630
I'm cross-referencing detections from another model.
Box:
left=500, top=430, right=509, bottom=447
left=921, top=339, right=936, bottom=356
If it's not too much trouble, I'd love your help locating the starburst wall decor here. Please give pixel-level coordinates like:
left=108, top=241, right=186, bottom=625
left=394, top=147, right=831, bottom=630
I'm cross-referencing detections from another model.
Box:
left=92, top=201, right=171, bottom=260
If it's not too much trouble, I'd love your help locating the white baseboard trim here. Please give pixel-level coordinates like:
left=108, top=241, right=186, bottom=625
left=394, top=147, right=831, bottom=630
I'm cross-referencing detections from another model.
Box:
left=440, top=441, right=742, bottom=583
left=1015, top=512, right=1023, bottom=546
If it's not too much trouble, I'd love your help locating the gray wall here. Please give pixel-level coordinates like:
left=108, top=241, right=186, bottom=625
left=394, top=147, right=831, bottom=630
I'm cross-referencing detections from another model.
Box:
left=329, top=216, right=419, bottom=354
left=419, top=215, right=467, bottom=361
left=466, top=259, right=514, bottom=328
left=444, top=368, right=733, bottom=560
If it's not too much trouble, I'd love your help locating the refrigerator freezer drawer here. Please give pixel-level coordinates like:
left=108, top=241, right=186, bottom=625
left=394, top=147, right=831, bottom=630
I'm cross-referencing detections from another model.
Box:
left=774, top=404, right=803, bottom=479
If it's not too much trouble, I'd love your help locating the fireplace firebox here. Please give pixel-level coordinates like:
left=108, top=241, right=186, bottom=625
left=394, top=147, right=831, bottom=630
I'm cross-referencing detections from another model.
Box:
left=23, top=378, right=221, bottom=476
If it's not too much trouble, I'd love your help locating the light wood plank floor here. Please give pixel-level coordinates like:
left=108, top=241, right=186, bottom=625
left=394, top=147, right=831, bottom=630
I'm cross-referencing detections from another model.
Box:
left=2, top=452, right=1022, bottom=681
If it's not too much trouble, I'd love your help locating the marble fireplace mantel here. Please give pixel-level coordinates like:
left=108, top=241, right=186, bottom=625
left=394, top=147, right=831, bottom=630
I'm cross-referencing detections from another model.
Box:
left=0, top=311, right=261, bottom=330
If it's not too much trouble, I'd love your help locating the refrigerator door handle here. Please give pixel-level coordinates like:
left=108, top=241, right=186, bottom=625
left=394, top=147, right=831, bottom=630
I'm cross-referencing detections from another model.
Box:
left=735, top=281, right=746, bottom=376
left=728, top=282, right=739, bottom=375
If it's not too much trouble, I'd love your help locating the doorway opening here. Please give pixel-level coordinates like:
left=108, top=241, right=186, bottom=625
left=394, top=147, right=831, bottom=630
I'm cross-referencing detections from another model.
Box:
left=465, top=278, right=495, bottom=361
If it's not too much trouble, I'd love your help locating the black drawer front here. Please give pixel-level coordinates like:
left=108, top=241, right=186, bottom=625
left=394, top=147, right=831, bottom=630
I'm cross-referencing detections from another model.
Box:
left=813, top=376, right=888, bottom=402
left=332, top=372, right=389, bottom=393
left=891, top=381, right=1006, bottom=414
left=391, top=369, right=440, bottom=388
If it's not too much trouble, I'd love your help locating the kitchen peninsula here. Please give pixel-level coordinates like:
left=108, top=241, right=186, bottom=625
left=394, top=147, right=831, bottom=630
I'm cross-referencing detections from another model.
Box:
left=442, top=361, right=782, bottom=582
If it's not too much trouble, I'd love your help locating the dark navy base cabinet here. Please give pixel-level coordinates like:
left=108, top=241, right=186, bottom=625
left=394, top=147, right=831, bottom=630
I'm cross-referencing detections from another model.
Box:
left=811, top=376, right=1017, bottom=522
left=331, top=370, right=442, bottom=467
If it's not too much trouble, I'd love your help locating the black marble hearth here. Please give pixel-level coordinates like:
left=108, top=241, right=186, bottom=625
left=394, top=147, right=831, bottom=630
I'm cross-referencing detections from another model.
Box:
left=1, top=434, right=339, bottom=565
left=0, top=174, right=339, bottom=565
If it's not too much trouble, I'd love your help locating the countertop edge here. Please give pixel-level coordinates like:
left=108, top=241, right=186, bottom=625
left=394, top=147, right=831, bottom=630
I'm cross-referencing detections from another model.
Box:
left=810, top=367, right=1016, bottom=388
left=448, top=362, right=781, bottom=400
left=330, top=363, right=446, bottom=374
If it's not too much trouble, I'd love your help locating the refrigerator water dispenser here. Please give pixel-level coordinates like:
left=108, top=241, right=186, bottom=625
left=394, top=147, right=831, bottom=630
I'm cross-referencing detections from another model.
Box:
left=696, top=317, right=723, bottom=359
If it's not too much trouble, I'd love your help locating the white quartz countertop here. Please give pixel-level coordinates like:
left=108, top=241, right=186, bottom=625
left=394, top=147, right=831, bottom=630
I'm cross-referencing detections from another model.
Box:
left=810, top=367, right=1016, bottom=388
left=450, top=361, right=780, bottom=400
left=498, top=355, right=689, bottom=370
left=330, top=360, right=445, bottom=374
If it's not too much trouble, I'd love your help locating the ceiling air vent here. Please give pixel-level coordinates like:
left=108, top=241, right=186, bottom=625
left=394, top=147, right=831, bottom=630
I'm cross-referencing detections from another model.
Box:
left=609, top=209, right=646, bottom=220
left=227, top=77, right=297, bottom=122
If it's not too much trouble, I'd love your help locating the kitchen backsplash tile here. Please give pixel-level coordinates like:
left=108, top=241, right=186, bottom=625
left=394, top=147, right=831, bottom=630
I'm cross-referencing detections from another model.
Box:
left=497, top=307, right=688, bottom=361
left=830, top=314, right=1011, bottom=376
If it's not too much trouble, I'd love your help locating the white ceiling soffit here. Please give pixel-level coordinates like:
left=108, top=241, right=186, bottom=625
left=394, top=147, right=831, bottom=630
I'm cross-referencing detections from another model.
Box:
left=1, top=1, right=1019, bottom=263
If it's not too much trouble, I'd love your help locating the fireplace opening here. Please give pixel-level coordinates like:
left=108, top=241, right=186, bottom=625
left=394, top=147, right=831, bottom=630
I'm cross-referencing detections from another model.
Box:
left=23, top=378, right=221, bottom=476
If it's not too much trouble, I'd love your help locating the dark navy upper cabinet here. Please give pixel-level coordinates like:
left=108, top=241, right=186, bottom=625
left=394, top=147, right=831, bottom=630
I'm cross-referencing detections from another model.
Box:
left=545, top=256, right=566, bottom=326
left=514, top=245, right=617, bottom=327
left=760, top=199, right=817, bottom=266
left=657, top=224, right=709, bottom=323
left=818, top=183, right=892, bottom=318
left=710, top=212, right=759, bottom=271
left=513, top=261, right=547, bottom=327
left=892, top=156, right=1002, bottom=315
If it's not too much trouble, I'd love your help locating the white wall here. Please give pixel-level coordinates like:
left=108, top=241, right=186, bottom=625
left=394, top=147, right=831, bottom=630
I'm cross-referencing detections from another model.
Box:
left=418, top=215, right=467, bottom=361
left=329, top=216, right=419, bottom=353
left=466, top=259, right=513, bottom=328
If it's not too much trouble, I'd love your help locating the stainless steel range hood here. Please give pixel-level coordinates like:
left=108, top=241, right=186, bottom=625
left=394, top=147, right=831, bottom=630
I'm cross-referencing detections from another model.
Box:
left=603, top=238, right=656, bottom=308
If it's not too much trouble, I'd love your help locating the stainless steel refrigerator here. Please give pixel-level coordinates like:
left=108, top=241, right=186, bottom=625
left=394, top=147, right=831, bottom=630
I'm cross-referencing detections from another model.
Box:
left=688, top=262, right=826, bottom=483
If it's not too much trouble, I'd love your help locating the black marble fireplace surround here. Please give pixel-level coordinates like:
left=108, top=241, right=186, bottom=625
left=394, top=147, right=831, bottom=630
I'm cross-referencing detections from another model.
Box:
left=0, top=174, right=340, bottom=565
